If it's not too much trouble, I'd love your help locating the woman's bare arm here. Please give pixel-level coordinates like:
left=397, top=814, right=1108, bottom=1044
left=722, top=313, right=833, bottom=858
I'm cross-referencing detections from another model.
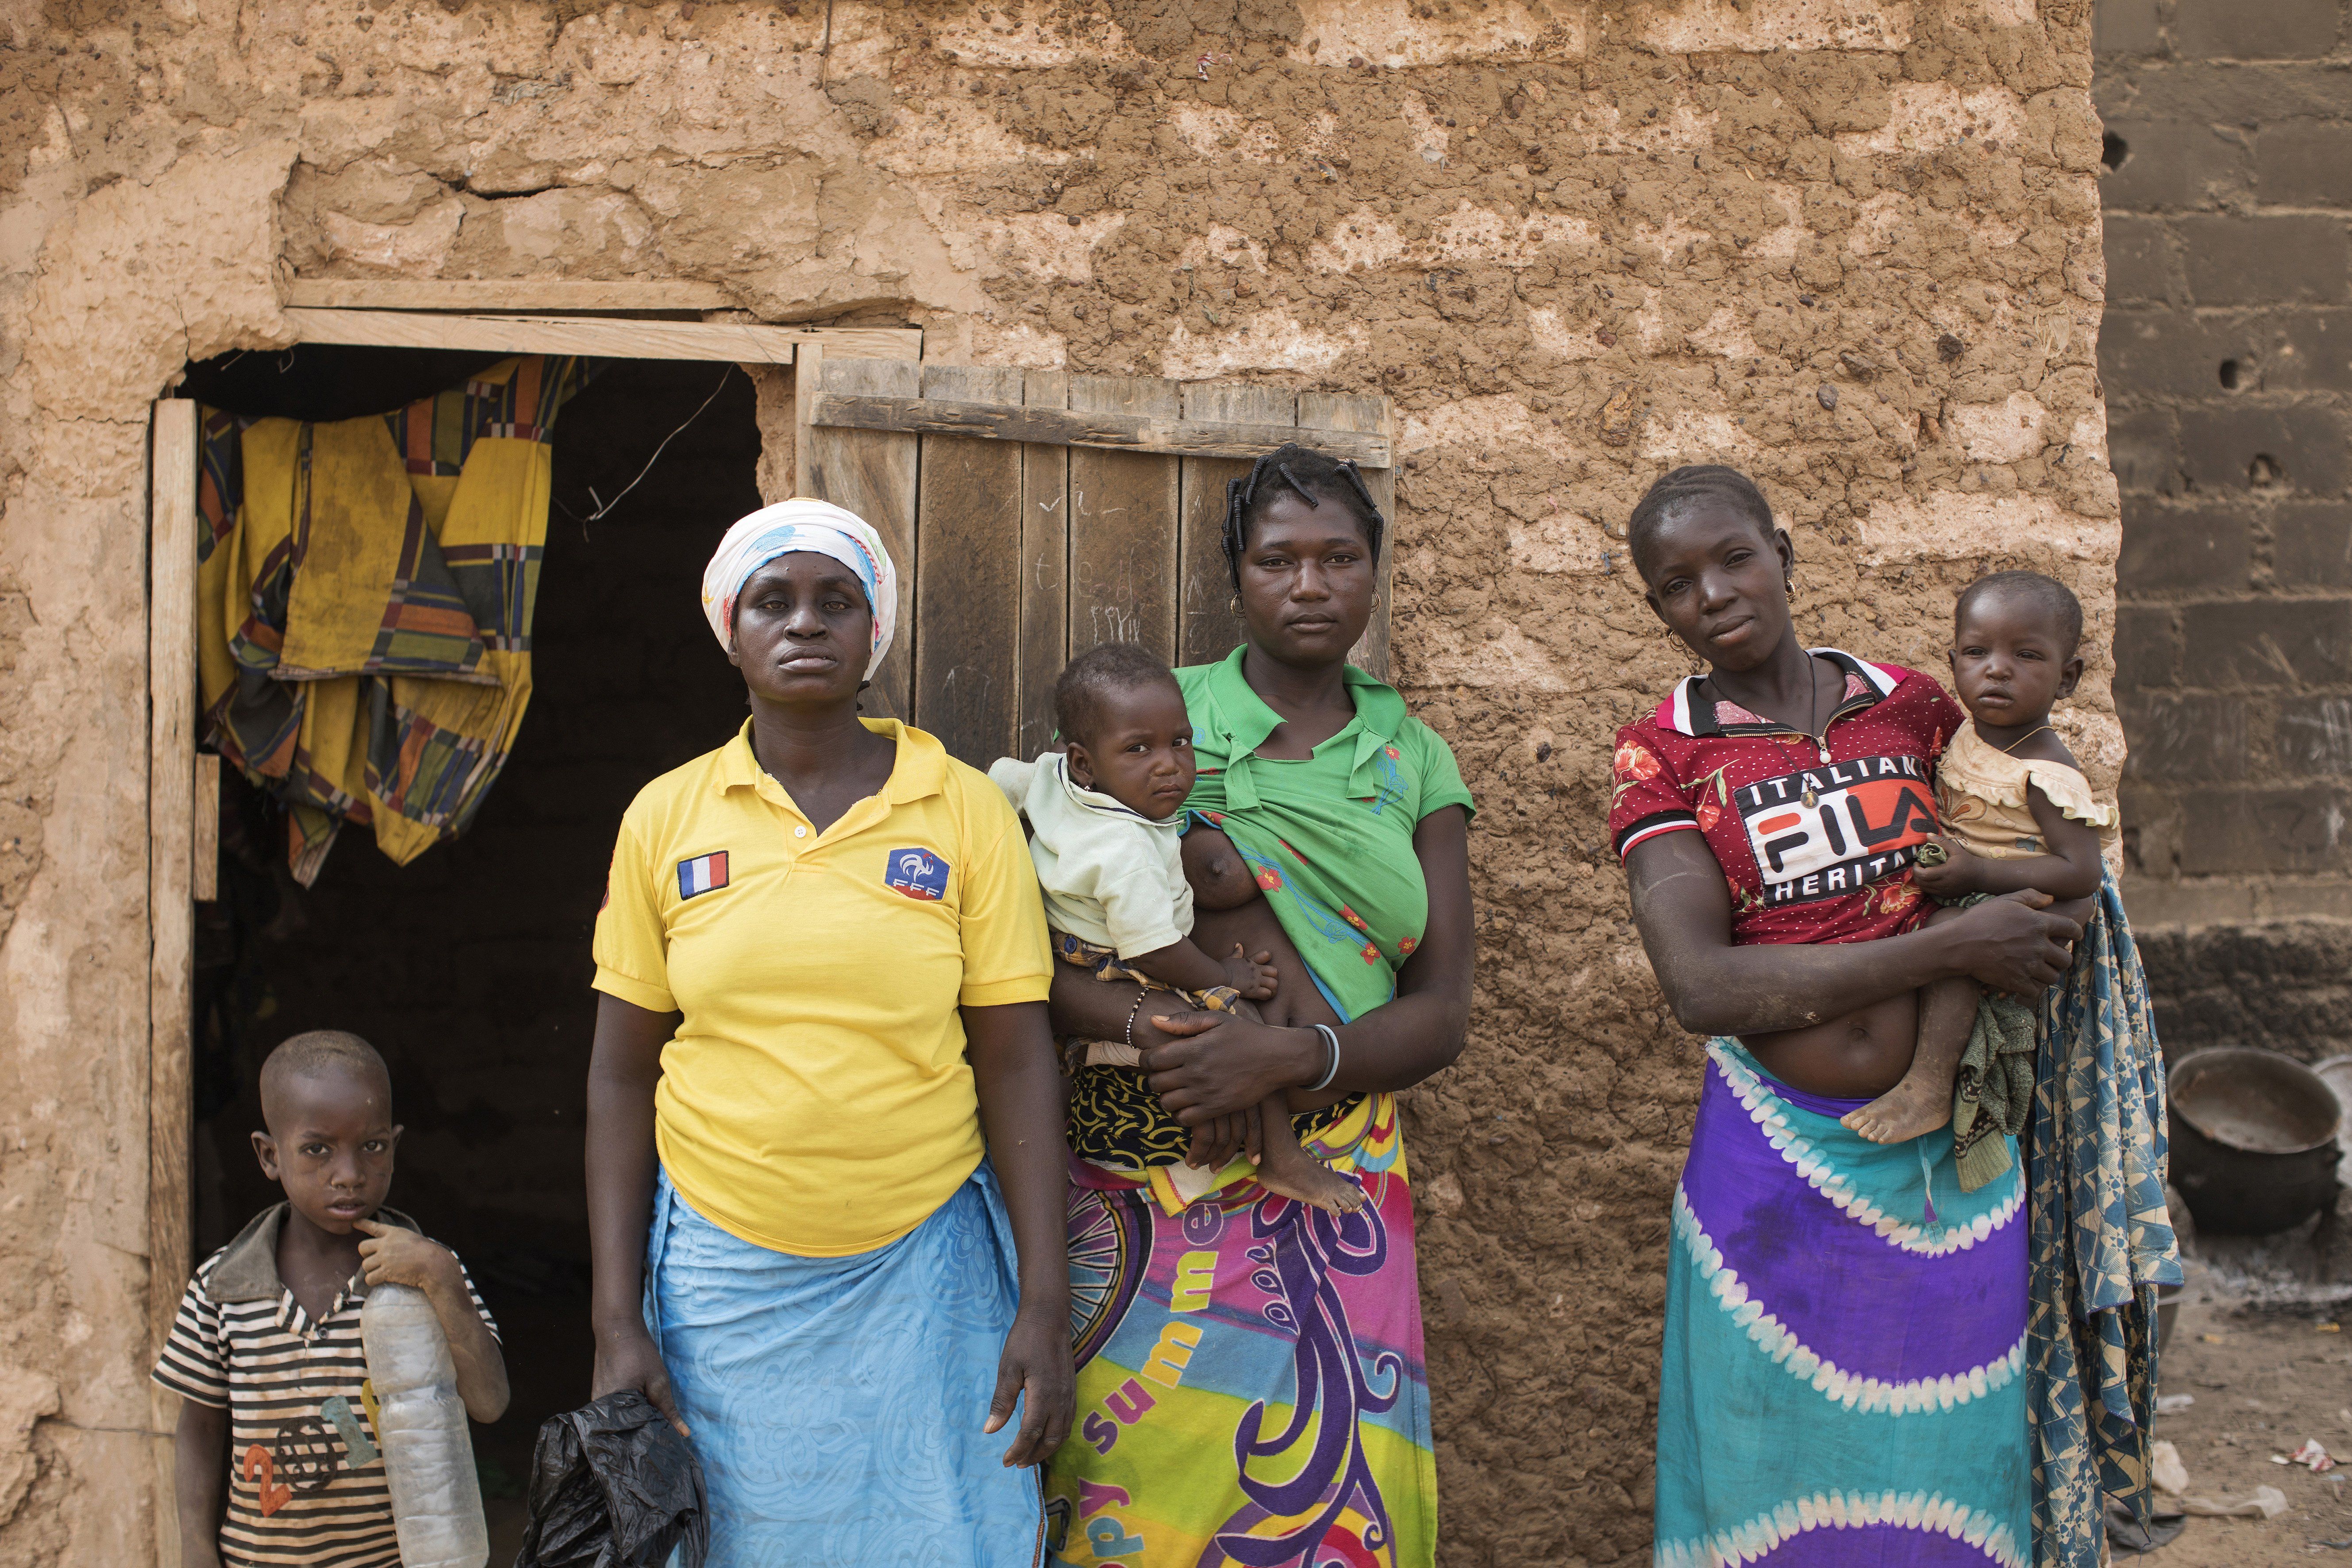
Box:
left=1136, top=805, right=1475, bottom=1123
left=1627, top=832, right=2082, bottom=1036
left=960, top=1002, right=1074, bottom=1468
left=584, top=993, right=689, bottom=1434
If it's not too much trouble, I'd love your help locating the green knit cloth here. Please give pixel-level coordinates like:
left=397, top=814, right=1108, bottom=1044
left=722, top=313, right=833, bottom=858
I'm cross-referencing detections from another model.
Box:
left=1952, top=989, right=2038, bottom=1190
left=1943, top=893, right=2039, bottom=1191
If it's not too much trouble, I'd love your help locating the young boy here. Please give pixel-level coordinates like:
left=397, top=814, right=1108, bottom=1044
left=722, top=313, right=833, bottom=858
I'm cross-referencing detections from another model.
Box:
left=989, top=643, right=1366, bottom=1215
left=154, top=1031, right=507, bottom=1568
left=1843, top=572, right=2115, bottom=1180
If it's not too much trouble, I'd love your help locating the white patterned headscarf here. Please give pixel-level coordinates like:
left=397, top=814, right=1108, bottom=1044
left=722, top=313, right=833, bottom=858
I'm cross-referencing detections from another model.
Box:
left=701, top=498, right=897, bottom=678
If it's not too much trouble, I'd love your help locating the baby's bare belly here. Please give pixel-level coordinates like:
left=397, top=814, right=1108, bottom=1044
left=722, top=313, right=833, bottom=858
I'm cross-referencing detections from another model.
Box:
left=1189, top=899, right=1342, bottom=1030
left=1740, top=991, right=1919, bottom=1099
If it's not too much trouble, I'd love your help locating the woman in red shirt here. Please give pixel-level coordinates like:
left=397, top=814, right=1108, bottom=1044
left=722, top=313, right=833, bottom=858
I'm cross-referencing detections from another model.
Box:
left=1611, top=466, right=2080, bottom=1568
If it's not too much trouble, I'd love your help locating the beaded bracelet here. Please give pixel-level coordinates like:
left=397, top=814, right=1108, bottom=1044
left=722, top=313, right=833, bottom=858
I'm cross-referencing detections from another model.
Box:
left=1123, top=990, right=1149, bottom=1054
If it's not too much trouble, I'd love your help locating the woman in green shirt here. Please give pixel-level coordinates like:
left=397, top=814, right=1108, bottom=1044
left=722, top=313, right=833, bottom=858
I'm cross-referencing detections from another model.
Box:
left=1041, top=446, right=1476, bottom=1568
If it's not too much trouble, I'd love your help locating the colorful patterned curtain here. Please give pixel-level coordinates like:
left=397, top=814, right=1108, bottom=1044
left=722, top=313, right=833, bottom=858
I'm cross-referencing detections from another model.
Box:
left=194, top=355, right=593, bottom=883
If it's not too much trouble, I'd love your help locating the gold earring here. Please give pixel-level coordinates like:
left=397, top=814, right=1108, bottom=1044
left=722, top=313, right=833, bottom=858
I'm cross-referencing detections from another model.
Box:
left=1370, top=593, right=1382, bottom=610
left=1229, top=595, right=1242, bottom=615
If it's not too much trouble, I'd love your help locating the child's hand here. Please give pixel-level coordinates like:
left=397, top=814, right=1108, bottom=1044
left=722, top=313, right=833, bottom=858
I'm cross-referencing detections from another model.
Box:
left=1220, top=944, right=1278, bottom=1001
left=354, top=1220, right=460, bottom=1296
left=1911, top=837, right=1978, bottom=899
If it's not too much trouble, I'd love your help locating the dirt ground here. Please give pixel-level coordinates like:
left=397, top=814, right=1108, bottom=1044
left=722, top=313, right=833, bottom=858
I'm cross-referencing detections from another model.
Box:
left=2140, top=1270, right=2352, bottom=1564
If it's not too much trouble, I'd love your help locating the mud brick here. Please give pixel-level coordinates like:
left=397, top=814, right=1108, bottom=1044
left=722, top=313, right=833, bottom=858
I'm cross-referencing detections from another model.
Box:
left=2144, top=63, right=2352, bottom=125
left=2178, top=785, right=2352, bottom=876
left=2272, top=501, right=2352, bottom=587
left=2276, top=696, right=2352, bottom=776
left=2117, top=505, right=2251, bottom=593
left=2098, top=119, right=2250, bottom=212
left=2178, top=215, right=2348, bottom=306
left=2142, top=308, right=2352, bottom=397
left=2175, top=403, right=2350, bottom=494
left=2104, top=405, right=2181, bottom=495
left=2098, top=311, right=2245, bottom=400
left=2173, top=0, right=2341, bottom=59
left=2102, top=214, right=2175, bottom=306
left=2114, top=603, right=2183, bottom=688
left=2245, top=308, right=2352, bottom=393
left=2181, top=596, right=2352, bottom=686
left=2094, top=0, right=2160, bottom=53
left=2120, top=691, right=2248, bottom=781
left=2257, top=122, right=2352, bottom=208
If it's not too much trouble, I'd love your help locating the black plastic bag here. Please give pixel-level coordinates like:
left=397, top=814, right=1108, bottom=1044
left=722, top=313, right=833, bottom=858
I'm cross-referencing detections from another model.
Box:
left=516, top=1391, right=708, bottom=1568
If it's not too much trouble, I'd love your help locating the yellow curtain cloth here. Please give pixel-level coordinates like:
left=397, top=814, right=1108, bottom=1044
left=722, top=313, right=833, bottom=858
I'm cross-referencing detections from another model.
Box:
left=195, top=355, right=589, bottom=882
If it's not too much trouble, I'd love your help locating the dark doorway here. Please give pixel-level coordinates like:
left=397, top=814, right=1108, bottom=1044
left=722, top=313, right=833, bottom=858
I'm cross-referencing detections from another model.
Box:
left=181, top=345, right=761, bottom=1546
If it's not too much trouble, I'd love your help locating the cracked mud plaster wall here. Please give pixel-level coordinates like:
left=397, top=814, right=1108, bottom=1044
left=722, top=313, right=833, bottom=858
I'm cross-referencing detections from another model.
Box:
left=0, top=0, right=2114, bottom=1561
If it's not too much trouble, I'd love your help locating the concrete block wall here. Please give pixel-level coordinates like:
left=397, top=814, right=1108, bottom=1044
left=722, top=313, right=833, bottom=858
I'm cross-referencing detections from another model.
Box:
left=2096, top=0, right=2352, bottom=937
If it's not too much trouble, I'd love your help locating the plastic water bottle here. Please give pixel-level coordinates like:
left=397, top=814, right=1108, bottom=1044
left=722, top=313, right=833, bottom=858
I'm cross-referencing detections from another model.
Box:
left=360, top=1282, right=489, bottom=1568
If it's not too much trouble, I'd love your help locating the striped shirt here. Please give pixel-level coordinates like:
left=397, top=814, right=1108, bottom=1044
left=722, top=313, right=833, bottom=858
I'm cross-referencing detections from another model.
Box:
left=151, top=1204, right=498, bottom=1568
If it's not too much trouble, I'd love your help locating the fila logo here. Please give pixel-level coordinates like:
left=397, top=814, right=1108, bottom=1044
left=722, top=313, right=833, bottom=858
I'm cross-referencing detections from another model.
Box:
left=677, top=851, right=729, bottom=899
left=886, top=848, right=950, bottom=901
left=1735, top=757, right=1938, bottom=905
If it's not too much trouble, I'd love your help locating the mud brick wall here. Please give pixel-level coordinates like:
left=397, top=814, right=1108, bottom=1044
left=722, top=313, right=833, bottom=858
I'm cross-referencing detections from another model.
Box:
left=2096, top=0, right=2352, bottom=933
left=2, top=2, right=2113, bottom=1561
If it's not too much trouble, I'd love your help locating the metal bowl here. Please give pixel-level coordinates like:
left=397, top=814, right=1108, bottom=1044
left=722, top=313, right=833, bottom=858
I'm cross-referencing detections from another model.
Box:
left=2167, top=1048, right=2343, bottom=1237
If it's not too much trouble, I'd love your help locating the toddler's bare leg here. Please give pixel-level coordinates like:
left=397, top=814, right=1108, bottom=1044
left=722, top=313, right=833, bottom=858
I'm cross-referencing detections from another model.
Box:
left=1844, top=905, right=1979, bottom=1144
left=1243, top=1093, right=1367, bottom=1214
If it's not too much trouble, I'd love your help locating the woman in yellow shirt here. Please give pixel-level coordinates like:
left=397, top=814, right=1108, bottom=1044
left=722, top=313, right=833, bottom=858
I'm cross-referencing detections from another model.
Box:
left=584, top=500, right=1072, bottom=1564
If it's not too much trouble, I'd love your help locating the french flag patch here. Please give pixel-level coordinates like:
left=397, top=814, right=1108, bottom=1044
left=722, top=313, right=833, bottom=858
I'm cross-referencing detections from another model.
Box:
left=677, top=851, right=729, bottom=899
left=886, top=848, right=949, bottom=901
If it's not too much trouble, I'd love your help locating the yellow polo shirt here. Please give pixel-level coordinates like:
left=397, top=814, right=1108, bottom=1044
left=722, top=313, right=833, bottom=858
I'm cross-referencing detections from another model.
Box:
left=593, top=719, right=1052, bottom=1256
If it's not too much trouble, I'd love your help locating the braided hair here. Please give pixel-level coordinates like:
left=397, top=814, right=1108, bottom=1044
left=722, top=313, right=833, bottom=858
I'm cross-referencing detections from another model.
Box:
left=1624, top=465, right=1778, bottom=582
left=1221, top=443, right=1386, bottom=591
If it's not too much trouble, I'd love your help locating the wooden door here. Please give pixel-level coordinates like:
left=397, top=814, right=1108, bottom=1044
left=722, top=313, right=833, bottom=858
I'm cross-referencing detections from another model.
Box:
left=796, top=358, right=1394, bottom=768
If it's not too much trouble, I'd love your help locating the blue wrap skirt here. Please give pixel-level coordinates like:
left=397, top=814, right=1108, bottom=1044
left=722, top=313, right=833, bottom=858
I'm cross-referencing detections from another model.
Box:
left=647, top=1164, right=1044, bottom=1567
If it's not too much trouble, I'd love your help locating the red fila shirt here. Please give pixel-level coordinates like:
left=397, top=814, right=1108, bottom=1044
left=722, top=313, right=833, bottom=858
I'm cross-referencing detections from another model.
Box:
left=1609, top=650, right=1961, bottom=946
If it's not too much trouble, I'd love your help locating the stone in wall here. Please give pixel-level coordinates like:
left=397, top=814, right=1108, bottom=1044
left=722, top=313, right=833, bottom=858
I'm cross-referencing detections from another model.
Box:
left=0, top=1, right=2115, bottom=1562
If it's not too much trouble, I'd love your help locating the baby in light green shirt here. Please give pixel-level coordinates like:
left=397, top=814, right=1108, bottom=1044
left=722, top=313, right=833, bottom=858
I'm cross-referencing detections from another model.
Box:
left=989, top=643, right=1365, bottom=1216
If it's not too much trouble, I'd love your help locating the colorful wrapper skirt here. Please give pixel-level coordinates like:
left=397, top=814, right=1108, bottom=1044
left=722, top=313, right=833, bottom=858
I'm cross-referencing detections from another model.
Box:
left=1043, top=1090, right=1436, bottom=1568
left=645, top=1164, right=1045, bottom=1568
left=1655, top=1040, right=2032, bottom=1568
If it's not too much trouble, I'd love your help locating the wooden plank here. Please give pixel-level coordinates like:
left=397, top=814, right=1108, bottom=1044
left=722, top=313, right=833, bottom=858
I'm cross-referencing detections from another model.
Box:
left=147, top=399, right=198, bottom=1373
left=192, top=754, right=220, bottom=903
left=284, top=309, right=922, bottom=364
left=283, top=278, right=737, bottom=312
left=1177, top=385, right=1297, bottom=669
left=1297, top=392, right=1397, bottom=681
left=792, top=343, right=824, bottom=502
left=801, top=356, right=922, bottom=718
left=805, top=392, right=1391, bottom=468
left=1068, top=376, right=1182, bottom=664
left=913, top=365, right=1026, bottom=767
left=153, top=1429, right=180, bottom=1568
left=1016, top=370, right=1070, bottom=759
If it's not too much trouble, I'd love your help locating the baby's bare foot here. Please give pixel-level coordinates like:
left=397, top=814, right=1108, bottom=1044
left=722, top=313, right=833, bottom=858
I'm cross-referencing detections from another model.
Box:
left=1841, top=1076, right=1954, bottom=1144
left=1253, top=1144, right=1368, bottom=1215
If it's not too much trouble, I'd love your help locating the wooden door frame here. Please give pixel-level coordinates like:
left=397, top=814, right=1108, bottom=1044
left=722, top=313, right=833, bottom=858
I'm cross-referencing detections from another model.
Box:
left=141, top=297, right=920, bottom=1565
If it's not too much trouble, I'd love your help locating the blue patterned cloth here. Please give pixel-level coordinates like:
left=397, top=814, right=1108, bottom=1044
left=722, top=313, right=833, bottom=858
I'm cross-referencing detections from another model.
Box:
left=645, top=1164, right=1044, bottom=1567
left=1656, top=1040, right=2031, bottom=1568
left=2027, top=875, right=2181, bottom=1566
